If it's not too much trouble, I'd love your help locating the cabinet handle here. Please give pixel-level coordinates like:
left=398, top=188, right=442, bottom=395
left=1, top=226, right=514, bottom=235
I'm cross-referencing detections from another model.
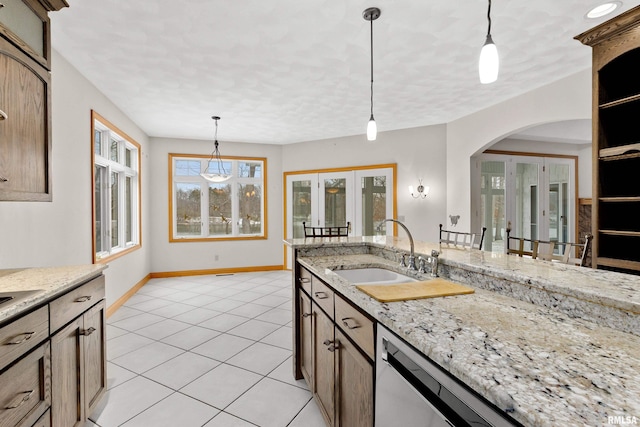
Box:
left=0, top=109, right=7, bottom=121
left=341, top=317, right=360, bottom=330
left=80, top=327, right=96, bottom=336
left=323, top=339, right=338, bottom=352
left=75, top=295, right=92, bottom=303
left=314, top=291, right=328, bottom=299
left=299, top=277, right=310, bottom=283
left=302, top=312, right=311, bottom=318
left=5, top=390, right=33, bottom=409
left=0, top=176, right=7, bottom=183
left=5, top=331, right=35, bottom=345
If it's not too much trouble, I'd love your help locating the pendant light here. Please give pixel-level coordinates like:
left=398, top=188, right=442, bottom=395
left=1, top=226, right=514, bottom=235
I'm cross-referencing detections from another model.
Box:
left=363, top=7, right=380, bottom=141
left=200, top=116, right=231, bottom=183
left=479, top=0, right=499, bottom=84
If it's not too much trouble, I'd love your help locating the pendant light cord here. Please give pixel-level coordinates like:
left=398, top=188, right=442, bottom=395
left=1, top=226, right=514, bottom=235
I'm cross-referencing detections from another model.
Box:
left=486, top=0, right=492, bottom=37
left=370, top=15, right=374, bottom=118
left=208, top=117, right=229, bottom=176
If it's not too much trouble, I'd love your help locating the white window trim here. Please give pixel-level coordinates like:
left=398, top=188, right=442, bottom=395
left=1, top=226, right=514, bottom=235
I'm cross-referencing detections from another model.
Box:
left=170, top=154, right=267, bottom=241
left=92, top=111, right=141, bottom=262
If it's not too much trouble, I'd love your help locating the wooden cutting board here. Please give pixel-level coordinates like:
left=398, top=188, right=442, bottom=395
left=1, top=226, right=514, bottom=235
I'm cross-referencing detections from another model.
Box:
left=356, top=278, right=474, bottom=302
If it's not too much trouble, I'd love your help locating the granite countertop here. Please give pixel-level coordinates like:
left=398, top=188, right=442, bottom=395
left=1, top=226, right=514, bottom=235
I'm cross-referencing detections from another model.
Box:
left=288, top=236, right=640, bottom=322
left=294, top=248, right=640, bottom=426
left=0, top=264, right=108, bottom=323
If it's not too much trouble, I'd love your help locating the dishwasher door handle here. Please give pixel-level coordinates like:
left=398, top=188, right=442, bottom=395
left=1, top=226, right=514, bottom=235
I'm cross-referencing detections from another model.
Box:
left=381, top=336, right=389, bottom=364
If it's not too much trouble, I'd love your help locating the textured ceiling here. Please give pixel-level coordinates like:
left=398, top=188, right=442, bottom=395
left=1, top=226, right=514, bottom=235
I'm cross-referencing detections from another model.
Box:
left=51, top=1, right=640, bottom=144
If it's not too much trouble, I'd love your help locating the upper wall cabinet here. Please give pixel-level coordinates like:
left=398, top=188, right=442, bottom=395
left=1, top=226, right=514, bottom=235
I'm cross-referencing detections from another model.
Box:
left=576, top=6, right=640, bottom=274
left=0, top=0, right=68, bottom=201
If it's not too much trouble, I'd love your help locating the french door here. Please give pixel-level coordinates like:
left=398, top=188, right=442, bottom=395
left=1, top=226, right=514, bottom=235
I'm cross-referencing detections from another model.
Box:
left=474, top=154, right=575, bottom=253
left=285, top=166, right=395, bottom=268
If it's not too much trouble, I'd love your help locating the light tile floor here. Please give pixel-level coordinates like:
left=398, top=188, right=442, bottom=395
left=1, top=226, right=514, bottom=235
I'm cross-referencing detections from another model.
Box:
left=87, top=270, right=326, bottom=427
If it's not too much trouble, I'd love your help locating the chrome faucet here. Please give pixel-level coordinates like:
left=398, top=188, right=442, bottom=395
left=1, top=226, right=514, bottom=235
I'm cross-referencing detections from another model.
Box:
left=381, top=219, right=417, bottom=271
left=429, top=250, right=440, bottom=277
left=418, top=250, right=440, bottom=276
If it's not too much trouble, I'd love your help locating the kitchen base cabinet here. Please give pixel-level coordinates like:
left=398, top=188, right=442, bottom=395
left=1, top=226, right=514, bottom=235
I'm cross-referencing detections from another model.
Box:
left=299, top=291, right=313, bottom=386
left=51, top=292, right=106, bottom=427
left=335, top=329, right=373, bottom=427
left=294, top=264, right=374, bottom=427
left=0, top=342, right=51, bottom=427
left=313, top=304, right=335, bottom=426
left=0, top=269, right=105, bottom=427
left=51, top=318, right=84, bottom=427
left=82, top=301, right=107, bottom=417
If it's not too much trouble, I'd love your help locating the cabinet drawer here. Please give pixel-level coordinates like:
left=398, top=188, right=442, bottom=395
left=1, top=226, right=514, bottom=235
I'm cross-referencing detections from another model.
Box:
left=312, top=279, right=334, bottom=319
left=50, top=275, right=104, bottom=333
left=298, top=267, right=312, bottom=295
left=335, top=295, right=374, bottom=360
left=0, top=341, right=51, bottom=427
left=0, top=305, right=48, bottom=371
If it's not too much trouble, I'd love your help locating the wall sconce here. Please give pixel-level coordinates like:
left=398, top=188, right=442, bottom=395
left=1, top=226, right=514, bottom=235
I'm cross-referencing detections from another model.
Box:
left=409, top=179, right=429, bottom=199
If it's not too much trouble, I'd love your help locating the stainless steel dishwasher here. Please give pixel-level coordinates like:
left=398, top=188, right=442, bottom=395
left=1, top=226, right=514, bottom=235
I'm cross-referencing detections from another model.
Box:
left=375, top=324, right=522, bottom=427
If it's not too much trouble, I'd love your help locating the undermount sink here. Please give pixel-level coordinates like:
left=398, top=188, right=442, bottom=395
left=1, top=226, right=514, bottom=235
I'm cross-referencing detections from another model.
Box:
left=333, top=268, right=418, bottom=285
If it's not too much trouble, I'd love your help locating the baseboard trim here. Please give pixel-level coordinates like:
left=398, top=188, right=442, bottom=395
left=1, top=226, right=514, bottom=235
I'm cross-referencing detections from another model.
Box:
left=106, top=273, right=151, bottom=318
left=150, top=265, right=285, bottom=279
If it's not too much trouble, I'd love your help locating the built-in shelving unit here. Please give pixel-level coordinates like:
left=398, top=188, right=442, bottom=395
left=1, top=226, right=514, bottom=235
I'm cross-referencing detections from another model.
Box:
left=576, top=6, right=640, bottom=273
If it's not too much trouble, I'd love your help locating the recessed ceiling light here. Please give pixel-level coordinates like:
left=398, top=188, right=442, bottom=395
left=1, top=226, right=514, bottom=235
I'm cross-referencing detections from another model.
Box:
left=586, top=2, right=622, bottom=19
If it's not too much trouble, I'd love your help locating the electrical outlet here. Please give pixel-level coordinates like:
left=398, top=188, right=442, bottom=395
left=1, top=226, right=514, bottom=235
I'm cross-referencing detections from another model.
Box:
left=214, top=254, right=219, bottom=261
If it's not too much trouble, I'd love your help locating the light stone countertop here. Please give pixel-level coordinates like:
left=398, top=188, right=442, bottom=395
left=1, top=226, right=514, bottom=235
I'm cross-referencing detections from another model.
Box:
left=289, top=238, right=640, bottom=427
left=0, top=264, right=108, bottom=323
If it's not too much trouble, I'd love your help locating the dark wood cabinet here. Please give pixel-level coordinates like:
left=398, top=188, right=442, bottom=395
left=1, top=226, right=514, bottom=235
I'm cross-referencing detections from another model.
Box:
left=294, top=264, right=374, bottom=427
left=576, top=6, right=640, bottom=273
left=0, top=0, right=67, bottom=201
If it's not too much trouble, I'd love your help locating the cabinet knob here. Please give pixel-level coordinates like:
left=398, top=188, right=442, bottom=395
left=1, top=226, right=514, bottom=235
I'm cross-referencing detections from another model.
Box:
left=5, top=390, right=33, bottom=409
left=298, top=277, right=310, bottom=283
left=5, top=331, right=35, bottom=345
left=80, top=327, right=96, bottom=336
left=0, top=176, right=7, bottom=183
left=302, top=312, right=311, bottom=318
left=0, top=109, right=7, bottom=121
left=323, top=339, right=338, bottom=352
left=314, top=291, right=328, bottom=299
left=74, top=295, right=92, bottom=303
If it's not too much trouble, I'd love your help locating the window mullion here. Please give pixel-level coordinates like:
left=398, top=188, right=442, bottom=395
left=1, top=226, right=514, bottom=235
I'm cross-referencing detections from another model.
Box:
left=119, top=171, right=126, bottom=248
left=202, top=182, right=209, bottom=237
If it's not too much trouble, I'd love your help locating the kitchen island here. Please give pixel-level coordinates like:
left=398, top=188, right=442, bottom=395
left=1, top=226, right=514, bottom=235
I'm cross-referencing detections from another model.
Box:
left=287, top=236, right=640, bottom=427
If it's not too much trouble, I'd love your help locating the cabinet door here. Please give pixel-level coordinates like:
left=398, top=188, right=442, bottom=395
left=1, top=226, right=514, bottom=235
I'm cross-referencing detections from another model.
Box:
left=335, top=329, right=374, bottom=427
left=0, top=36, right=51, bottom=201
left=83, top=300, right=106, bottom=418
left=299, top=292, right=313, bottom=387
left=313, top=304, right=335, bottom=426
left=51, top=317, right=84, bottom=427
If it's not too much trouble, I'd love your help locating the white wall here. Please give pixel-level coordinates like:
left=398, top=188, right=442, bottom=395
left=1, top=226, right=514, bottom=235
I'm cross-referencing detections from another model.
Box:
left=281, top=125, right=447, bottom=243
left=148, top=137, right=284, bottom=273
left=446, top=69, right=592, bottom=231
left=489, top=138, right=592, bottom=198
left=0, top=50, right=152, bottom=307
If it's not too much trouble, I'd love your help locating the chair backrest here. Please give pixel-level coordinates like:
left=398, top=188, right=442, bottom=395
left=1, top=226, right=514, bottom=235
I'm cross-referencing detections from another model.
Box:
left=439, top=224, right=487, bottom=250
left=550, top=234, right=593, bottom=267
left=303, top=221, right=350, bottom=238
left=506, top=227, right=593, bottom=267
left=505, top=227, right=555, bottom=260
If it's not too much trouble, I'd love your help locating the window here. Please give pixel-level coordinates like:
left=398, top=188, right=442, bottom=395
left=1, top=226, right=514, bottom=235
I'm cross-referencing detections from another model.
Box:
left=92, top=111, right=141, bottom=262
left=169, top=154, right=267, bottom=241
